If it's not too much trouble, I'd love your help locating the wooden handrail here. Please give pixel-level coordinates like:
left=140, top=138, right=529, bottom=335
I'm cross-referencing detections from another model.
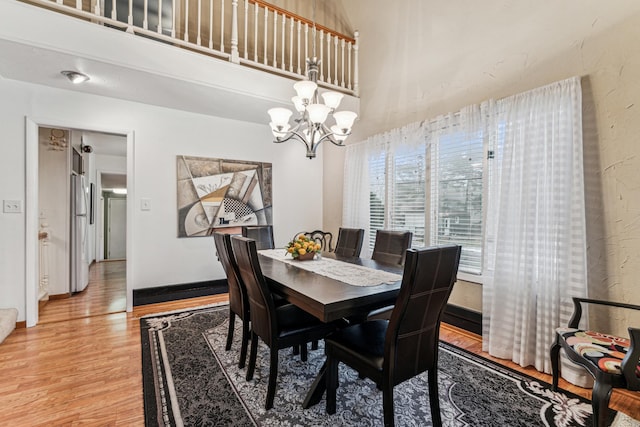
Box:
left=248, top=0, right=355, bottom=44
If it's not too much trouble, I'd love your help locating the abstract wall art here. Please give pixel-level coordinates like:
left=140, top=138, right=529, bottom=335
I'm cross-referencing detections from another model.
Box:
left=177, top=155, right=272, bottom=237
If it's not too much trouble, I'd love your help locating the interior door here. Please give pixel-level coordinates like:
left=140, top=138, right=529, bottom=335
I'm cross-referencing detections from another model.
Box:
left=107, top=198, right=127, bottom=259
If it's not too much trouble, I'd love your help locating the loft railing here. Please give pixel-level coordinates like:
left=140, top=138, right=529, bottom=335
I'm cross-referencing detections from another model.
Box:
left=22, top=0, right=359, bottom=95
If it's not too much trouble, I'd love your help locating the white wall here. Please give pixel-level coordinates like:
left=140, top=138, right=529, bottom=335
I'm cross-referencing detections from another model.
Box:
left=326, top=0, right=640, bottom=332
left=38, top=128, right=70, bottom=297
left=0, top=78, right=323, bottom=322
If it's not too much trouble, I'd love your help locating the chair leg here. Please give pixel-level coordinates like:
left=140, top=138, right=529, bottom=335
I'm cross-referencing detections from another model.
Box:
left=246, top=331, right=259, bottom=381
left=225, top=311, right=235, bottom=351
left=292, top=345, right=300, bottom=355
left=301, top=343, right=308, bottom=362
left=550, top=335, right=561, bottom=391
left=238, top=318, right=250, bottom=369
left=311, top=340, right=319, bottom=350
left=591, top=381, right=613, bottom=427
left=326, top=355, right=339, bottom=414
left=428, top=367, right=442, bottom=427
left=382, top=382, right=395, bottom=427
left=265, top=347, right=279, bottom=410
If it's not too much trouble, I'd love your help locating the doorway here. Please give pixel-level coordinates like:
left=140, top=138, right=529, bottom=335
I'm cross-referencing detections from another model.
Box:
left=27, top=121, right=132, bottom=327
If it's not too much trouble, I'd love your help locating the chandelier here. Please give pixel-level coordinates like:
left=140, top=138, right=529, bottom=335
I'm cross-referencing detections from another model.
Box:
left=267, top=3, right=357, bottom=159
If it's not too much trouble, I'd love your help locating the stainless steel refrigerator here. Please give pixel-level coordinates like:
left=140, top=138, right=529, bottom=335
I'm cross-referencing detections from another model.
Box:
left=71, top=174, right=90, bottom=293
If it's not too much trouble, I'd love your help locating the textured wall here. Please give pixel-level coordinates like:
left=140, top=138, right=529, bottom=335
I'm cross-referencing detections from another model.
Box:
left=325, top=1, right=640, bottom=335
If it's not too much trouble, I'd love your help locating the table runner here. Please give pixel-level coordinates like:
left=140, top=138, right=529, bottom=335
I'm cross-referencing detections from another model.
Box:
left=258, top=249, right=402, bottom=287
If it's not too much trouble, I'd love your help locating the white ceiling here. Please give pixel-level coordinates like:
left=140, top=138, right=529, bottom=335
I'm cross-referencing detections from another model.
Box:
left=0, top=0, right=347, bottom=126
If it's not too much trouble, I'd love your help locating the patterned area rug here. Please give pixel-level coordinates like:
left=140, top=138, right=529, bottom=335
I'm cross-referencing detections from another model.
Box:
left=140, top=304, right=631, bottom=427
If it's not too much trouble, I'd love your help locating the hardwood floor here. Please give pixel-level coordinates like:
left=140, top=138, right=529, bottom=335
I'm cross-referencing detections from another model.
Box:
left=1, top=264, right=638, bottom=425
left=39, top=260, right=127, bottom=324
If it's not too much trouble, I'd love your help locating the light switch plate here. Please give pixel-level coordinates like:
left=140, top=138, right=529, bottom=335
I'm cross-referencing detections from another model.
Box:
left=141, top=198, right=151, bottom=211
left=3, top=200, right=23, bottom=213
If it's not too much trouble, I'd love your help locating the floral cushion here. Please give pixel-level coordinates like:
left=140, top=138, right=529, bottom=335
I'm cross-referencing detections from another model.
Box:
left=557, top=328, right=640, bottom=377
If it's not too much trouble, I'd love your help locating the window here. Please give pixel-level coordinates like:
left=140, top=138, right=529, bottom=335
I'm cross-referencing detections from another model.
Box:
left=363, top=118, right=486, bottom=277
left=368, top=151, right=386, bottom=249
left=430, top=130, right=484, bottom=275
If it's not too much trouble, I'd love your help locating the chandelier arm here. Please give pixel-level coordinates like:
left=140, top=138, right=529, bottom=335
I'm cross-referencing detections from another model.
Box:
left=315, top=123, right=348, bottom=147
left=273, top=129, right=312, bottom=151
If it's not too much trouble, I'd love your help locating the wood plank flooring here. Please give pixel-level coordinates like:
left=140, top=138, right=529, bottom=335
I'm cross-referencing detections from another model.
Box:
left=1, top=261, right=638, bottom=425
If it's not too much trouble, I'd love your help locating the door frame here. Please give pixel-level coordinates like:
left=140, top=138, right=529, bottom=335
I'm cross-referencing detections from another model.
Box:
left=25, top=117, right=135, bottom=327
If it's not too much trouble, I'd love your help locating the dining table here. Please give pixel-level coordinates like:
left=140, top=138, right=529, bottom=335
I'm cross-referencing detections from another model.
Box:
left=257, top=249, right=405, bottom=408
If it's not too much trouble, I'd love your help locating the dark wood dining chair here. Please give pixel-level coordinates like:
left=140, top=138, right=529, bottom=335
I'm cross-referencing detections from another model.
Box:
left=334, top=227, right=365, bottom=257
left=242, top=225, right=275, bottom=250
left=212, top=232, right=251, bottom=369
left=295, top=230, right=334, bottom=252
left=230, top=235, right=343, bottom=410
left=371, top=230, right=413, bottom=266
left=550, top=298, right=640, bottom=427
left=325, top=245, right=461, bottom=427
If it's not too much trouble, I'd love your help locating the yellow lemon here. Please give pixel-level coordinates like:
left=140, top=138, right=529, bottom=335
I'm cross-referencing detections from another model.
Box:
left=294, top=243, right=301, bottom=249
left=287, top=247, right=294, bottom=253
left=315, top=243, right=321, bottom=251
left=299, top=248, right=307, bottom=255
left=298, top=234, right=306, bottom=240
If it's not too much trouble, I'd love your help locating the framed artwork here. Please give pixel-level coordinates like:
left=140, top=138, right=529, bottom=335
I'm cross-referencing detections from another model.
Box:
left=176, top=155, right=273, bottom=237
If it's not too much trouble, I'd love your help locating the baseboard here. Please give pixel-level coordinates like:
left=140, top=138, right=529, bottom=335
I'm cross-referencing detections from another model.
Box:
left=442, top=304, right=482, bottom=336
left=133, top=279, right=228, bottom=306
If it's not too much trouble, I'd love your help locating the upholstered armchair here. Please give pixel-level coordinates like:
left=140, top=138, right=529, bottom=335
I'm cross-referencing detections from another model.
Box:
left=550, top=297, right=640, bottom=427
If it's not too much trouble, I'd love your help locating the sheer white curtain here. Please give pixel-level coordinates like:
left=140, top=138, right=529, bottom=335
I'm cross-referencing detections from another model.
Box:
left=343, top=123, right=426, bottom=256
left=482, top=77, right=588, bottom=377
left=343, top=136, right=386, bottom=256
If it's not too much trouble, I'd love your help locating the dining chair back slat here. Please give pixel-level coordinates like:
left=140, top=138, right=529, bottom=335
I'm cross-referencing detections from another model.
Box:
left=242, top=225, right=275, bottom=250
left=334, top=227, right=365, bottom=257
left=371, top=230, right=413, bottom=265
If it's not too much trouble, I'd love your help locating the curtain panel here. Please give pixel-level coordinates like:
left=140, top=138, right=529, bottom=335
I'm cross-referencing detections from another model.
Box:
left=482, top=76, right=588, bottom=380
left=343, top=76, right=588, bottom=382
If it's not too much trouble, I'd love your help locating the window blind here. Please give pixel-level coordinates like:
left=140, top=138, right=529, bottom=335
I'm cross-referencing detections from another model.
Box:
left=430, top=130, right=484, bottom=274
left=368, top=151, right=386, bottom=250
left=389, top=146, right=426, bottom=247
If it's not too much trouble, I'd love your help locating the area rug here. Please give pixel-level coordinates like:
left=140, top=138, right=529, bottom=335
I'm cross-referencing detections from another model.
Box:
left=140, top=304, right=633, bottom=427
